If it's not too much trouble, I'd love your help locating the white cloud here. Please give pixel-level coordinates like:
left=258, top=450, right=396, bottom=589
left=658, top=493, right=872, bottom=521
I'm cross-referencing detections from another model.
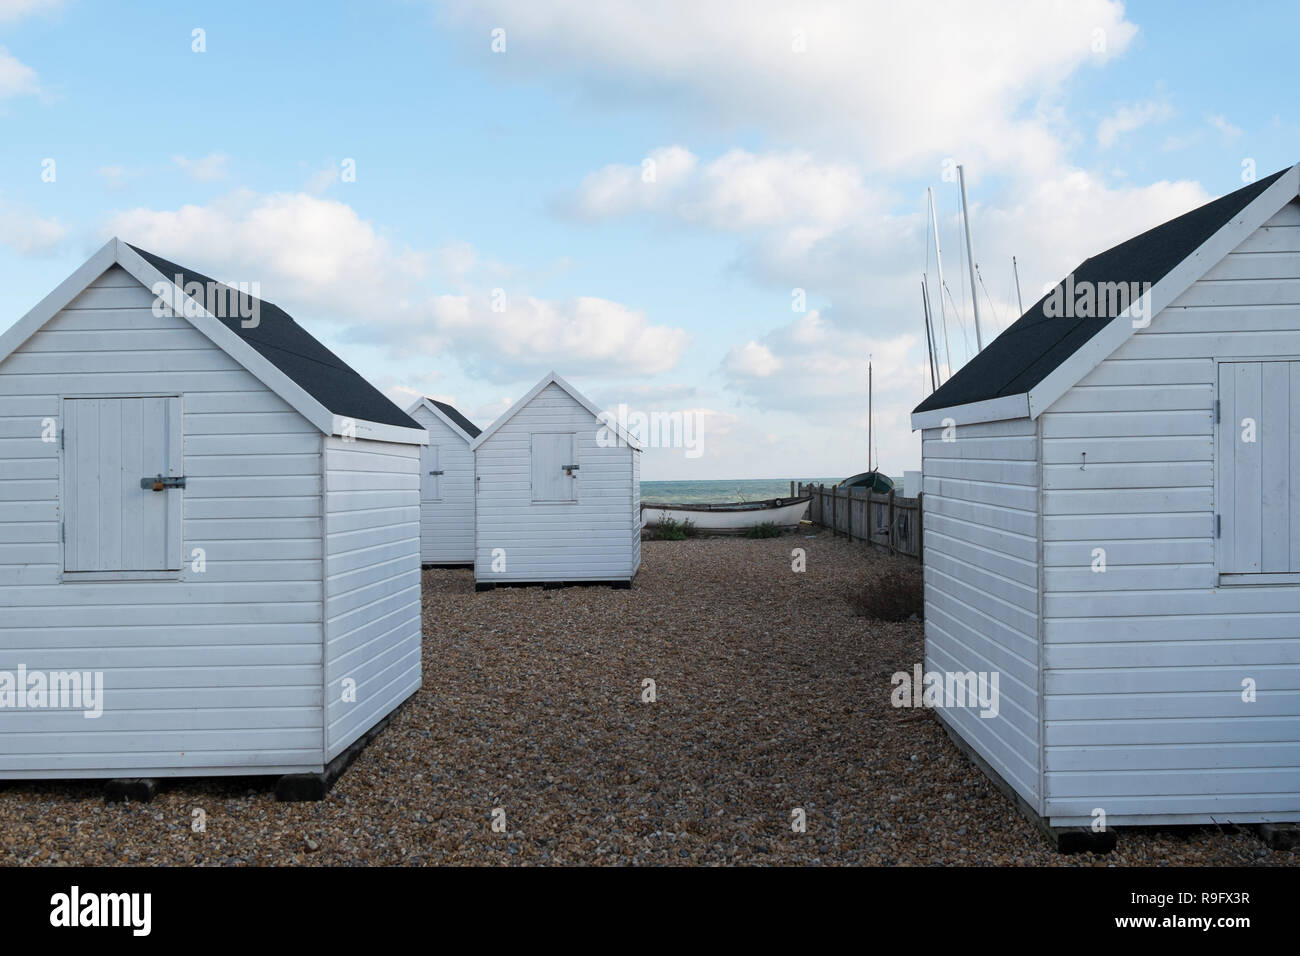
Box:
left=1097, top=98, right=1174, bottom=147
left=437, top=0, right=1137, bottom=174
left=0, top=46, right=39, bottom=100
left=567, top=145, right=698, bottom=218
left=723, top=311, right=920, bottom=412
left=1206, top=113, right=1243, bottom=142
left=569, top=147, right=873, bottom=239
left=0, top=0, right=59, bottom=21
left=421, top=292, right=688, bottom=379
left=569, top=144, right=1210, bottom=364
left=102, top=190, right=689, bottom=382
left=172, top=153, right=230, bottom=182
left=725, top=341, right=781, bottom=379
left=301, top=160, right=342, bottom=195
left=966, top=169, right=1211, bottom=312
left=619, top=382, right=699, bottom=403
left=0, top=202, right=64, bottom=255
left=720, top=310, right=926, bottom=474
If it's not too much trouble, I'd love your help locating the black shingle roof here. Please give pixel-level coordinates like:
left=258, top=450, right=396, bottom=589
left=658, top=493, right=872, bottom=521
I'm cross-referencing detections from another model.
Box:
left=428, top=399, right=481, bottom=439
left=914, top=167, right=1291, bottom=415
left=129, top=245, right=420, bottom=430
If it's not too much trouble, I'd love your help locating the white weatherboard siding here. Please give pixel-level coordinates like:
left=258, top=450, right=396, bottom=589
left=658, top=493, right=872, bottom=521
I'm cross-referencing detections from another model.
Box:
left=0, top=265, right=326, bottom=777
left=1038, top=201, right=1300, bottom=825
left=409, top=404, right=475, bottom=564
left=631, top=442, right=641, bottom=576
left=921, top=417, right=1042, bottom=808
left=475, top=382, right=637, bottom=582
left=322, top=437, right=421, bottom=760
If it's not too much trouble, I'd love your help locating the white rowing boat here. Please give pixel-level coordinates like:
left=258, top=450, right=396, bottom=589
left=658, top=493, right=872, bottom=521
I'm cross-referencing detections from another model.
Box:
left=640, top=496, right=811, bottom=533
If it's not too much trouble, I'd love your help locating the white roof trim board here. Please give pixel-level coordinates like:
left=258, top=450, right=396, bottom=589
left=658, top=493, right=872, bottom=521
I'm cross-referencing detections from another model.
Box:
left=470, top=370, right=644, bottom=452
left=912, top=163, right=1300, bottom=431
left=0, top=238, right=427, bottom=445
left=406, top=397, right=479, bottom=445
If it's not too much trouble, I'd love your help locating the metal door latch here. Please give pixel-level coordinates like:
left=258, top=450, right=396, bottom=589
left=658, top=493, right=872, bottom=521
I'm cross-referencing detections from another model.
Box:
left=428, top=470, right=444, bottom=476
left=563, top=464, right=579, bottom=474
left=141, top=474, right=186, bottom=491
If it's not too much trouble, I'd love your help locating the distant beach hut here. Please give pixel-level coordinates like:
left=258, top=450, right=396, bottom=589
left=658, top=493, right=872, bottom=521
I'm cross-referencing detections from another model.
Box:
left=472, top=371, right=642, bottom=588
left=911, top=165, right=1300, bottom=835
left=407, top=397, right=480, bottom=565
left=0, top=238, right=426, bottom=791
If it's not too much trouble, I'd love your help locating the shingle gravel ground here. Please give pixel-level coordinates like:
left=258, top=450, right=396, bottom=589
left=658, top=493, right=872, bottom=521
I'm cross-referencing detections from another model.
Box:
left=0, top=532, right=1291, bottom=866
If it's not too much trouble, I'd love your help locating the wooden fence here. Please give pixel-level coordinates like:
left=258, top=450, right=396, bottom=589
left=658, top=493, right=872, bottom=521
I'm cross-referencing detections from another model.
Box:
left=794, top=482, right=923, bottom=560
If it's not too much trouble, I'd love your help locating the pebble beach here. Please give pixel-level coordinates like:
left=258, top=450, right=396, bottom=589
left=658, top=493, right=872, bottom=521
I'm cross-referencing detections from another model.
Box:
left=0, top=532, right=1291, bottom=866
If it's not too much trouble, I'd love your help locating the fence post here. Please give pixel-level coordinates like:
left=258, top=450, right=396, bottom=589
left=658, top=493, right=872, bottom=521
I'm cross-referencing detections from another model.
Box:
left=846, top=487, right=853, bottom=541
left=916, top=491, right=924, bottom=563
left=887, top=489, right=896, bottom=554
left=790, top=480, right=795, bottom=498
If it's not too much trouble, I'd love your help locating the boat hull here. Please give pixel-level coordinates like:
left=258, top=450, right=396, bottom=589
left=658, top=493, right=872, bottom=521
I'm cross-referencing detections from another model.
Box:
left=641, top=497, right=810, bottom=533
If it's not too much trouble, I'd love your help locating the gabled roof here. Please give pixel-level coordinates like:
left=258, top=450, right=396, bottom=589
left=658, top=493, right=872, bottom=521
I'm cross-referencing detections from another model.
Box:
left=470, top=370, right=643, bottom=451
left=0, top=239, right=425, bottom=444
left=912, top=164, right=1300, bottom=428
left=128, top=244, right=421, bottom=431
left=406, top=396, right=481, bottom=444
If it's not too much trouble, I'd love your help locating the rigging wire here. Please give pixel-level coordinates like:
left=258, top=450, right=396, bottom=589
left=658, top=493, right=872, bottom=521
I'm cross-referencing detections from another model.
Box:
left=976, top=265, right=1001, bottom=336
left=943, top=279, right=971, bottom=365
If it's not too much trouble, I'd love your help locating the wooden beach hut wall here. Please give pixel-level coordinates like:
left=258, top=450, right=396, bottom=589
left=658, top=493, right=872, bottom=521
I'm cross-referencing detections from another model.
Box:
left=910, top=164, right=1300, bottom=831
left=471, top=371, right=642, bottom=587
left=406, top=397, right=480, bottom=565
left=0, top=238, right=427, bottom=786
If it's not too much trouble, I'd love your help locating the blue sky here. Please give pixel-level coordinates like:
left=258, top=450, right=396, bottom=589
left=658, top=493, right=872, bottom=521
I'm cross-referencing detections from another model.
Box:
left=1, top=0, right=1297, bottom=478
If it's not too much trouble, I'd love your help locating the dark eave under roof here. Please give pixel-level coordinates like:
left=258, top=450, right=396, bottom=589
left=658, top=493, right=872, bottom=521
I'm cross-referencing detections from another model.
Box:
left=914, top=166, right=1291, bottom=415
left=130, top=245, right=420, bottom=430
left=428, top=399, right=481, bottom=438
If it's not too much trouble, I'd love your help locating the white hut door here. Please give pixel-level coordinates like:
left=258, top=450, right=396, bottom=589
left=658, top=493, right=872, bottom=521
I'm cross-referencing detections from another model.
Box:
left=531, top=433, right=577, bottom=502
left=1219, top=361, right=1299, bottom=573
left=63, top=396, right=183, bottom=572
left=421, top=444, right=442, bottom=501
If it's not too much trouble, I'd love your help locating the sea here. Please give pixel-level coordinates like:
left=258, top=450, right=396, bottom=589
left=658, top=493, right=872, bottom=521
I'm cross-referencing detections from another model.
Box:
left=641, top=477, right=908, bottom=504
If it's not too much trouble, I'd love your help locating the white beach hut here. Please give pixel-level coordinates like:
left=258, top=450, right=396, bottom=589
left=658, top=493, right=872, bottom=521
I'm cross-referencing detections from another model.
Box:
left=406, top=397, right=480, bottom=565
left=910, top=165, right=1300, bottom=836
left=472, top=371, right=642, bottom=588
left=0, top=239, right=426, bottom=794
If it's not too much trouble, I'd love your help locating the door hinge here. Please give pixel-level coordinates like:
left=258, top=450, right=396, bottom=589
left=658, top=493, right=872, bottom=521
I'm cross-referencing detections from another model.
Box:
left=1215, top=513, right=1221, bottom=538
left=1214, top=399, right=1220, bottom=424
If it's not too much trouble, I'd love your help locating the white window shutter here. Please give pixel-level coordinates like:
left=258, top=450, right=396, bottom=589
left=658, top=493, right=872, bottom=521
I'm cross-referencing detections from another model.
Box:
left=421, top=444, right=441, bottom=501
left=531, top=433, right=576, bottom=501
left=1220, top=361, right=1298, bottom=574
left=64, top=396, right=181, bottom=572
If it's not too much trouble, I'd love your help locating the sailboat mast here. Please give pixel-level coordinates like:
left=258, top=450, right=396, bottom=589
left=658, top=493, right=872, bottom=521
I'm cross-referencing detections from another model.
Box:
left=1012, top=255, right=1024, bottom=315
left=921, top=276, right=938, bottom=391
left=867, top=360, right=873, bottom=474
left=927, top=187, right=952, bottom=379
left=957, top=163, right=984, bottom=352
